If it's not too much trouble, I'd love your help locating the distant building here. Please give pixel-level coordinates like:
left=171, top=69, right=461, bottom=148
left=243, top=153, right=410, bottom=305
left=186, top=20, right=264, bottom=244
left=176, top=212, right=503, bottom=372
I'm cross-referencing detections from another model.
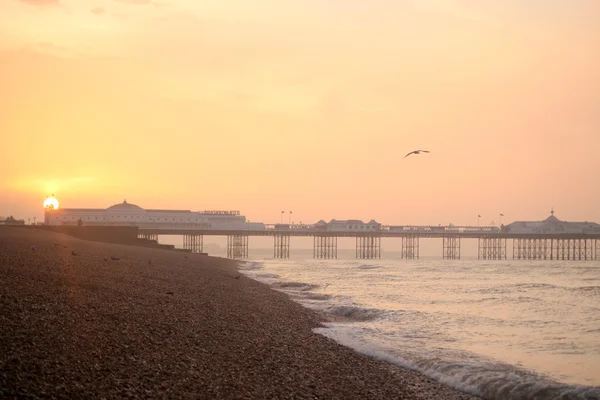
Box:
left=44, top=200, right=264, bottom=231
left=316, top=219, right=381, bottom=232
left=1, top=216, right=25, bottom=225
left=503, top=209, right=600, bottom=234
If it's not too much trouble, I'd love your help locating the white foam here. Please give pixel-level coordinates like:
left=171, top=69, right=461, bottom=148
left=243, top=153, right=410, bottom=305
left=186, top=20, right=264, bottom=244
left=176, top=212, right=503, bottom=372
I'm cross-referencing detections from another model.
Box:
left=322, top=305, right=384, bottom=322
left=291, top=292, right=332, bottom=301
left=312, top=326, right=600, bottom=399
left=237, top=261, right=264, bottom=271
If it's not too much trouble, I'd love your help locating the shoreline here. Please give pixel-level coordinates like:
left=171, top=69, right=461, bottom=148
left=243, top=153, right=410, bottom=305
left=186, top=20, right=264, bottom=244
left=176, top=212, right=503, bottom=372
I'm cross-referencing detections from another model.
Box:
left=0, top=227, right=478, bottom=399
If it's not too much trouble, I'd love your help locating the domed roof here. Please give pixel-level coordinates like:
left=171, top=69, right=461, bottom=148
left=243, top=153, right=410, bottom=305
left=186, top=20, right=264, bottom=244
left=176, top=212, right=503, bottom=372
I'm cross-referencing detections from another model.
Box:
left=107, top=200, right=144, bottom=211
left=543, top=215, right=560, bottom=223
left=543, top=208, right=561, bottom=223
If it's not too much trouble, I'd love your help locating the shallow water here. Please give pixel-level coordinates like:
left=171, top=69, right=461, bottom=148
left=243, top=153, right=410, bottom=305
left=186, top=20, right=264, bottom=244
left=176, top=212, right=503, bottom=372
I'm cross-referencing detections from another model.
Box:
left=238, top=251, right=600, bottom=399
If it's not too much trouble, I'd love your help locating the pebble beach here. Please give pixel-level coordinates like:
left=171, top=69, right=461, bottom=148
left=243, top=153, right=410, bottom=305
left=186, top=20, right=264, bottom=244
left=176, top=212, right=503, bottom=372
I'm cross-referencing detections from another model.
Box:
left=0, top=227, right=479, bottom=399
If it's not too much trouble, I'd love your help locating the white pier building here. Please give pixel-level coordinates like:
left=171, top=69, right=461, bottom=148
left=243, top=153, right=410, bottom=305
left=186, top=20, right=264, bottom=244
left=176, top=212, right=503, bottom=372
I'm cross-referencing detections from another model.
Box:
left=44, top=200, right=264, bottom=231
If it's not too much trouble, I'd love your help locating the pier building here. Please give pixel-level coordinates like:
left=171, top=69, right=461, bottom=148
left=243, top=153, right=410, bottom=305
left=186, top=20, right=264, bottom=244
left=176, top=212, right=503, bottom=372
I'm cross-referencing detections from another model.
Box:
left=503, top=209, right=600, bottom=234
left=44, top=200, right=264, bottom=231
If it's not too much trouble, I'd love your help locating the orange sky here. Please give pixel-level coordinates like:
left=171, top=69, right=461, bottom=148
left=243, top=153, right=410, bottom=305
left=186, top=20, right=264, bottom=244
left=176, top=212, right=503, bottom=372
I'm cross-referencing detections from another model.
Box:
left=1, top=0, right=599, bottom=226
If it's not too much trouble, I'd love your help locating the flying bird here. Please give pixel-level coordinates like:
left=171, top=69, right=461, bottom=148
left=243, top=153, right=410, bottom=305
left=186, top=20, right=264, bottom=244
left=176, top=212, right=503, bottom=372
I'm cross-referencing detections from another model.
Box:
left=404, top=149, right=430, bottom=158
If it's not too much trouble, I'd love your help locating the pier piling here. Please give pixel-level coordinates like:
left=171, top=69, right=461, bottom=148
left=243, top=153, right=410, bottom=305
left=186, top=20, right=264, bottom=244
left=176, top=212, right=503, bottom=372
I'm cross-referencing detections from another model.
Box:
left=227, top=235, right=248, bottom=259
left=138, top=233, right=158, bottom=242
left=274, top=234, right=290, bottom=259
left=478, top=237, right=507, bottom=260
left=401, top=235, right=419, bottom=259
left=183, top=234, right=203, bottom=253
left=443, top=236, right=460, bottom=260
left=314, top=236, right=337, bottom=259
left=356, top=236, right=381, bottom=259
left=511, top=238, right=599, bottom=260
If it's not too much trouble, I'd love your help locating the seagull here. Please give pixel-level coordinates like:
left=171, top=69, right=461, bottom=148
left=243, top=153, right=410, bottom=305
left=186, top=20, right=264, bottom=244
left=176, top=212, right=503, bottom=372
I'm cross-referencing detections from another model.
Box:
left=404, top=149, right=430, bottom=158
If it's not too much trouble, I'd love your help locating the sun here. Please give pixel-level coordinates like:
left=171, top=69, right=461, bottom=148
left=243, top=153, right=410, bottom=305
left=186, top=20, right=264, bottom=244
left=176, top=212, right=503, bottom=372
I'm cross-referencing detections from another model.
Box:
left=43, top=196, right=59, bottom=211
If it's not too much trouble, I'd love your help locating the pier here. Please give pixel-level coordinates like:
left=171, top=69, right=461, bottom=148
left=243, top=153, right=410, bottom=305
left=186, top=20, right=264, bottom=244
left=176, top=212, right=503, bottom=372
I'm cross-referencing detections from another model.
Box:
left=138, top=227, right=600, bottom=261
left=44, top=201, right=600, bottom=261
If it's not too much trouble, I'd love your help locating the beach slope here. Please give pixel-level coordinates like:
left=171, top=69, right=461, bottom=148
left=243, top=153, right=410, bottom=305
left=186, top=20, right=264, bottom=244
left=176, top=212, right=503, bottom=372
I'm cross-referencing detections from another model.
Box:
left=0, top=227, right=478, bottom=399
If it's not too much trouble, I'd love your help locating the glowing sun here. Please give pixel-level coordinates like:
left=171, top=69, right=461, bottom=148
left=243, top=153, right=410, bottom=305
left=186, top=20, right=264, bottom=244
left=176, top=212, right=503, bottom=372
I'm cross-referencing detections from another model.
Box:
left=43, top=196, right=59, bottom=210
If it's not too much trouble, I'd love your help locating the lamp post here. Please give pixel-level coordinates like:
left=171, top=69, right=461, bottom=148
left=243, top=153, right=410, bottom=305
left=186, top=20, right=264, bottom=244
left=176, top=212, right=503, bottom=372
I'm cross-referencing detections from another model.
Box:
left=477, top=214, right=481, bottom=227
left=280, top=211, right=284, bottom=224
left=289, top=211, right=292, bottom=224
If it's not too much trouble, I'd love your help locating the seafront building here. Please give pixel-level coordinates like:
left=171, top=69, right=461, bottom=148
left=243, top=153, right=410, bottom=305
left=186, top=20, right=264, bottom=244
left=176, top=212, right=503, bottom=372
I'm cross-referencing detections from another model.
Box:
left=0, top=216, right=26, bottom=225
left=315, top=219, right=381, bottom=231
left=502, top=209, right=600, bottom=234
left=44, top=200, right=264, bottom=231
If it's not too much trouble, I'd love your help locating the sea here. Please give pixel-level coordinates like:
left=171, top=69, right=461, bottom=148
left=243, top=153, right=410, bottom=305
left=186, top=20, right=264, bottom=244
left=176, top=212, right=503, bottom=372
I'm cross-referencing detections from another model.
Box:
left=158, top=233, right=600, bottom=399
left=230, top=248, right=600, bottom=400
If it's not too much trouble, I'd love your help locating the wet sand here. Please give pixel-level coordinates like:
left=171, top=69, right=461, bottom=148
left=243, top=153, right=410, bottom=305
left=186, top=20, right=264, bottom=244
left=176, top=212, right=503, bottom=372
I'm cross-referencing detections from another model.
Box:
left=0, top=227, right=479, bottom=399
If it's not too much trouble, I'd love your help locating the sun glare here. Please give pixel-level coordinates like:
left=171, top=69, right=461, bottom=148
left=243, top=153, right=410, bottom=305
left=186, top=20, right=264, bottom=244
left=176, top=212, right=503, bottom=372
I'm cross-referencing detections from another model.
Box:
left=43, top=196, right=59, bottom=210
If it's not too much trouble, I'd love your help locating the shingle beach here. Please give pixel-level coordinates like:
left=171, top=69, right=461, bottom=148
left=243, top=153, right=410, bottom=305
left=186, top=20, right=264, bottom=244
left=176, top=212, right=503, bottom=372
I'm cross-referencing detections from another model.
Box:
left=1, top=227, right=479, bottom=399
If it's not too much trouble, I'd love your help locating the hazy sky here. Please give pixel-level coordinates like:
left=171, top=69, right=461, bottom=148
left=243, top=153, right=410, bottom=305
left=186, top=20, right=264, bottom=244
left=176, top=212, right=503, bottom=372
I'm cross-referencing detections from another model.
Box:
left=1, top=0, right=599, bottom=226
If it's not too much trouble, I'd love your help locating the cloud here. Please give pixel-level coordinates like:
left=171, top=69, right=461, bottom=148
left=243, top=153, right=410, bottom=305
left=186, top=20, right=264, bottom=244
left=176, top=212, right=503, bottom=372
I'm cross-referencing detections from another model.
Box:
left=115, top=0, right=152, bottom=5
left=18, top=0, right=59, bottom=5
left=91, top=7, right=105, bottom=15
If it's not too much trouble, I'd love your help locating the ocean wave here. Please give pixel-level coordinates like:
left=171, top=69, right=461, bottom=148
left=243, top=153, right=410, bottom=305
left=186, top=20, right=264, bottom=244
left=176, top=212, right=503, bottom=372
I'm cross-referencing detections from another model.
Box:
left=463, top=297, right=499, bottom=304
left=358, top=264, right=381, bottom=270
left=568, top=286, right=600, bottom=295
left=323, top=305, right=384, bottom=322
left=255, top=273, right=280, bottom=279
left=477, top=283, right=560, bottom=295
left=313, top=328, right=600, bottom=400
left=477, top=287, right=509, bottom=295
left=414, top=359, right=600, bottom=400
left=272, top=281, right=319, bottom=291
left=513, top=283, right=560, bottom=290
left=237, top=261, right=264, bottom=271
left=292, top=292, right=332, bottom=301
left=498, top=296, right=543, bottom=304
